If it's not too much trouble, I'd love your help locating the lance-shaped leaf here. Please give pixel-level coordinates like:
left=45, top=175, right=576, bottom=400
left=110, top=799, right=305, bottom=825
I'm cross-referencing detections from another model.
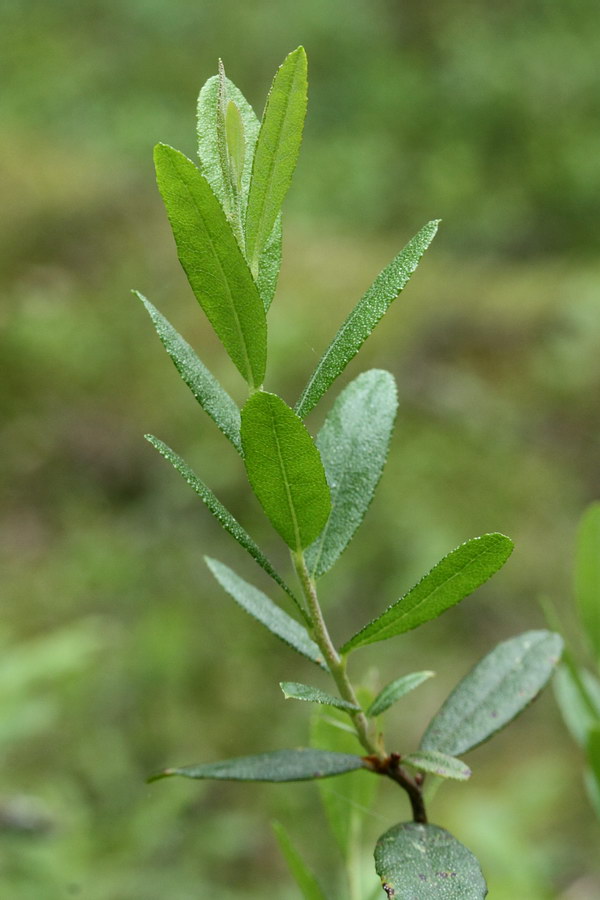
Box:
left=575, top=502, right=600, bottom=660
left=421, top=630, right=564, bottom=756
left=554, top=663, right=600, bottom=746
left=341, top=534, right=514, bottom=653
left=403, top=750, right=471, bottom=781
left=154, top=143, right=267, bottom=387
left=150, top=748, right=366, bottom=783
left=367, top=671, right=435, bottom=718
left=136, top=293, right=242, bottom=453
left=225, top=99, right=245, bottom=194
left=305, top=370, right=397, bottom=578
left=245, top=46, right=308, bottom=275
left=241, top=391, right=331, bottom=551
left=205, top=557, right=325, bottom=668
left=374, top=823, right=487, bottom=899
left=295, top=220, right=439, bottom=419
left=280, top=682, right=360, bottom=712
left=197, top=71, right=282, bottom=310
left=272, top=822, right=329, bottom=900
left=145, top=436, right=298, bottom=604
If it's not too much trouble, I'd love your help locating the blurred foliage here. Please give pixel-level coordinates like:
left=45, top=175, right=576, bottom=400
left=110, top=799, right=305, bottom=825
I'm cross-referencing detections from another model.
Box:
left=2, top=0, right=600, bottom=897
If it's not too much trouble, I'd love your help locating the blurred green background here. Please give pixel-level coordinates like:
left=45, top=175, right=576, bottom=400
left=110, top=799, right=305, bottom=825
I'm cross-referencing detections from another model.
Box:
left=2, top=1, right=600, bottom=897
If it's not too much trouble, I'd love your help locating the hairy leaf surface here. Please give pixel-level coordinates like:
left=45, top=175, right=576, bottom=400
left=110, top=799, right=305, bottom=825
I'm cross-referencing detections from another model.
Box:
left=374, top=823, right=487, bottom=899
left=150, top=748, right=366, bottom=783
left=154, top=143, right=266, bottom=386
left=280, top=682, right=360, bottom=711
left=341, top=534, right=514, bottom=653
left=305, top=370, right=397, bottom=577
left=241, top=391, right=331, bottom=550
left=145, top=437, right=298, bottom=603
left=295, top=220, right=439, bottom=418
left=367, top=671, right=434, bottom=718
left=421, top=630, right=563, bottom=756
left=576, top=502, right=600, bottom=660
left=245, top=47, right=307, bottom=274
left=136, top=293, right=242, bottom=452
left=205, top=557, right=325, bottom=667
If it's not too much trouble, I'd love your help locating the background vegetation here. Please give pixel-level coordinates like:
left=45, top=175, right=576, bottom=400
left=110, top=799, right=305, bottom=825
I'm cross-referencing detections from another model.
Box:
left=2, top=1, right=600, bottom=897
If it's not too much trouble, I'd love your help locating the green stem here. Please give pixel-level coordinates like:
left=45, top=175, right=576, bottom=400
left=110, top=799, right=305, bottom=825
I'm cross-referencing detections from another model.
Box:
left=292, top=551, right=383, bottom=759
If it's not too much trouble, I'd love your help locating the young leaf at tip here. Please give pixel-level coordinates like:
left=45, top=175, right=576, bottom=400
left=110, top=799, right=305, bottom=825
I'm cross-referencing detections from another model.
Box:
left=196, top=69, right=283, bottom=309
left=575, top=502, right=600, bottom=661
left=341, top=533, right=514, bottom=654
left=402, top=750, right=471, bottom=781
left=135, top=292, right=242, bottom=453
left=295, top=219, right=439, bottom=419
left=280, top=682, right=360, bottom=711
left=420, top=630, right=564, bottom=756
left=149, top=748, right=367, bottom=783
left=205, top=557, right=326, bottom=668
left=374, top=823, right=487, bottom=899
left=272, top=821, right=329, bottom=900
left=245, top=46, right=308, bottom=276
left=367, top=671, right=435, bottom=718
left=241, top=391, right=331, bottom=551
left=154, top=143, right=267, bottom=386
left=144, top=436, right=298, bottom=605
left=305, top=369, right=397, bottom=578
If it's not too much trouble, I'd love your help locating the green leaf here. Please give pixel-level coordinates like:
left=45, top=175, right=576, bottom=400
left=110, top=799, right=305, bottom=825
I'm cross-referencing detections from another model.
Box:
left=554, top=663, right=600, bottom=747
left=280, top=682, right=360, bottom=712
left=225, top=100, right=245, bottom=193
left=135, top=292, right=242, bottom=453
left=305, top=370, right=397, bottom=578
left=403, top=750, right=471, bottom=781
left=272, top=822, right=329, bottom=900
left=205, top=557, right=326, bottom=668
left=154, top=143, right=267, bottom=387
left=149, top=748, right=366, bottom=783
left=587, top=723, right=600, bottom=784
left=575, top=502, right=600, bottom=659
left=374, top=823, right=488, bottom=899
left=367, top=671, right=435, bottom=718
left=245, top=46, right=308, bottom=275
left=341, top=534, right=514, bottom=653
left=196, top=71, right=282, bottom=309
left=310, top=694, right=379, bottom=860
left=421, top=630, right=564, bottom=756
left=145, top=436, right=299, bottom=605
left=241, top=391, right=331, bottom=551
left=295, top=220, right=439, bottom=419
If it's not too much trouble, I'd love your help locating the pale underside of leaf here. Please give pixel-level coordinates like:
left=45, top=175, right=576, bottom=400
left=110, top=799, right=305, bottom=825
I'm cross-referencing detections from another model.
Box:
left=295, top=219, right=440, bottom=419
left=305, top=369, right=397, bottom=578
left=374, top=823, right=488, bottom=899
left=280, top=682, right=360, bottom=711
left=154, top=143, right=266, bottom=387
left=241, top=391, right=331, bottom=550
left=145, top=435, right=298, bottom=605
left=402, top=750, right=471, bottom=781
left=205, top=557, right=326, bottom=668
left=420, top=630, right=564, bottom=756
left=150, top=748, right=367, bottom=782
left=135, top=292, right=242, bottom=453
left=341, top=533, right=514, bottom=653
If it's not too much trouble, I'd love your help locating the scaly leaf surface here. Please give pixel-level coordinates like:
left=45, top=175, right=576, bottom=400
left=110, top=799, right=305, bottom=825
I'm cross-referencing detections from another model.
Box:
left=420, top=630, right=563, bottom=756
left=305, top=370, right=397, bottom=577
left=341, top=534, right=514, bottom=653
left=280, top=682, right=360, bottom=711
left=295, top=220, right=439, bottom=418
left=241, top=391, right=331, bottom=550
left=150, top=748, right=366, bottom=782
left=367, top=671, right=435, bottom=718
left=154, top=143, right=266, bottom=386
left=402, top=750, right=471, bottom=781
left=374, top=823, right=488, bottom=899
